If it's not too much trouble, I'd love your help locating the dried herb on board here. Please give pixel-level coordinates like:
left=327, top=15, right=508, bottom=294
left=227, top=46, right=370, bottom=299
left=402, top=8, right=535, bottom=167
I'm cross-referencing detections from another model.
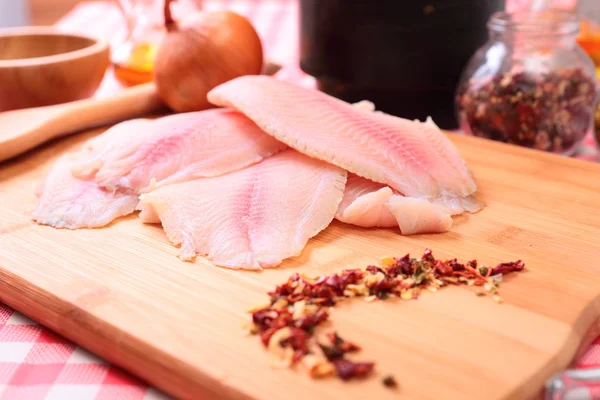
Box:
left=382, top=375, right=398, bottom=389
left=457, top=68, right=597, bottom=154
left=244, top=249, right=526, bottom=385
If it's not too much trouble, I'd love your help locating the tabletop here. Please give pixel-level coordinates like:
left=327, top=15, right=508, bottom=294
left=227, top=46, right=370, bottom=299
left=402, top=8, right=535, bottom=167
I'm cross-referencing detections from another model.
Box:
left=1, top=1, right=600, bottom=399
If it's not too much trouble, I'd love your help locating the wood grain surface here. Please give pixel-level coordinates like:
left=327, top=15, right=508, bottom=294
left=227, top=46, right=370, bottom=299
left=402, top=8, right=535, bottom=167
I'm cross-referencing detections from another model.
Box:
left=1, top=124, right=600, bottom=400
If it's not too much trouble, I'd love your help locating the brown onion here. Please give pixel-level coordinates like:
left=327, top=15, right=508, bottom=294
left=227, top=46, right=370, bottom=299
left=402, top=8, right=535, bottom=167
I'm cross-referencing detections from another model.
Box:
left=154, top=0, right=263, bottom=112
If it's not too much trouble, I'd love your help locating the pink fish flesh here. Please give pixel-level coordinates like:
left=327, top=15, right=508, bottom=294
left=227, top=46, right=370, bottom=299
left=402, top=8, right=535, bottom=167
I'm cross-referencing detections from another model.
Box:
left=336, top=174, right=453, bottom=234
left=207, top=76, right=482, bottom=213
left=387, top=195, right=453, bottom=235
left=335, top=173, right=397, bottom=228
left=137, top=150, right=347, bottom=270
left=72, top=109, right=287, bottom=193
left=32, top=154, right=138, bottom=229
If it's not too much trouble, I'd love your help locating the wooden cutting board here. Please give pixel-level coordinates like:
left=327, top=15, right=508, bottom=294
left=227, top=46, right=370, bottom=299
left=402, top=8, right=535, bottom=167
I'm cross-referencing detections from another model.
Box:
left=1, top=124, right=600, bottom=400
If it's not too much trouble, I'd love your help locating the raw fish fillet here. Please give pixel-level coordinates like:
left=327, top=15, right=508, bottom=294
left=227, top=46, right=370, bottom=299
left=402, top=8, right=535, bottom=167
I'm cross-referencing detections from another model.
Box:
left=72, top=109, right=287, bottom=193
left=387, top=195, right=453, bottom=235
left=335, top=173, right=397, bottom=228
left=336, top=174, right=453, bottom=234
left=32, top=154, right=138, bottom=229
left=207, top=76, right=481, bottom=213
left=70, top=118, right=154, bottom=179
left=138, top=150, right=347, bottom=270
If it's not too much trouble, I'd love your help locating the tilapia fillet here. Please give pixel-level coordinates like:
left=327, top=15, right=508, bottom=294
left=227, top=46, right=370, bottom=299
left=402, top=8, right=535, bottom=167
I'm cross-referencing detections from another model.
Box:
left=72, top=109, right=287, bottom=193
left=336, top=174, right=453, bottom=234
left=138, top=150, right=347, bottom=270
left=33, top=109, right=287, bottom=229
left=32, top=120, right=152, bottom=229
left=387, top=195, right=452, bottom=235
left=70, top=118, right=155, bottom=180
left=335, top=173, right=397, bottom=228
left=207, top=76, right=481, bottom=213
left=32, top=154, right=138, bottom=229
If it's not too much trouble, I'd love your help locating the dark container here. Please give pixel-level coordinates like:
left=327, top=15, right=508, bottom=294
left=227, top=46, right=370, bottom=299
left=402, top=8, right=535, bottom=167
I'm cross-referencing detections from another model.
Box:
left=299, top=0, right=506, bottom=129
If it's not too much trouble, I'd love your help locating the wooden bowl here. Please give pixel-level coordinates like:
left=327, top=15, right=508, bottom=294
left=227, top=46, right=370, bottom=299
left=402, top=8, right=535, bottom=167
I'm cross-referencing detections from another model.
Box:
left=0, top=26, right=110, bottom=112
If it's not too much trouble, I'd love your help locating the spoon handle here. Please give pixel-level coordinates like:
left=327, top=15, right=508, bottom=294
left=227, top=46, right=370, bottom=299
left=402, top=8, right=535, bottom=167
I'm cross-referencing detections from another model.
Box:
left=0, top=82, right=164, bottom=163
left=51, top=82, right=164, bottom=139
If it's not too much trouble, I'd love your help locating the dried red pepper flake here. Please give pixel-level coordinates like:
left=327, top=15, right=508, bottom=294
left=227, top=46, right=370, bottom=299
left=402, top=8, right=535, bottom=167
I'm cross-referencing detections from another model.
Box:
left=463, top=261, right=485, bottom=280
left=252, top=308, right=278, bottom=327
left=491, top=260, right=525, bottom=276
left=385, top=254, right=413, bottom=277
left=422, top=248, right=435, bottom=263
left=320, top=332, right=361, bottom=360
left=314, top=286, right=337, bottom=300
left=327, top=331, right=344, bottom=346
left=340, top=342, right=361, bottom=353
left=319, top=343, right=345, bottom=361
left=382, top=375, right=398, bottom=389
left=433, top=259, right=453, bottom=276
left=246, top=249, right=526, bottom=385
left=449, top=259, right=466, bottom=271
left=333, top=359, right=375, bottom=381
left=366, top=265, right=384, bottom=275
left=253, top=309, right=291, bottom=333
left=323, top=274, right=344, bottom=293
left=368, top=277, right=398, bottom=299
left=260, top=327, right=279, bottom=347
left=341, top=269, right=364, bottom=285
left=284, top=328, right=309, bottom=352
left=292, top=350, right=306, bottom=364
left=295, top=309, right=329, bottom=331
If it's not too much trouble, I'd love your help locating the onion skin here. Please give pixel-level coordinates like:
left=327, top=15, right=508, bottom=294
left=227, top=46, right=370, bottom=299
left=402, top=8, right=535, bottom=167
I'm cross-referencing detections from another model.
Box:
left=154, top=5, right=263, bottom=112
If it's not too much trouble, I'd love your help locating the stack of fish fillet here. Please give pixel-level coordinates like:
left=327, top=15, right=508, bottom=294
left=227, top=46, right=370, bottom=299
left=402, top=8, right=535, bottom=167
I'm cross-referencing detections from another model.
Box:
left=32, top=76, right=483, bottom=270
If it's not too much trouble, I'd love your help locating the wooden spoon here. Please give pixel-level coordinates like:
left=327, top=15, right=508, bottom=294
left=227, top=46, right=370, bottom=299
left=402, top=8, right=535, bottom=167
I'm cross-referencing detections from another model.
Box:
left=0, top=82, right=164, bottom=163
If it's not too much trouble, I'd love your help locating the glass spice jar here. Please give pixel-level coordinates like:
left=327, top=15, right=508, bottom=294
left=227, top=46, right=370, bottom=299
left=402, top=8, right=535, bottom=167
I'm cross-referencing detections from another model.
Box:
left=456, top=11, right=599, bottom=155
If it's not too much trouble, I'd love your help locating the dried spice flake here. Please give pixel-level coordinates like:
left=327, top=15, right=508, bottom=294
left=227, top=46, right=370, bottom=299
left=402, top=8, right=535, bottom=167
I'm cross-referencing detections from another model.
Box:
left=382, top=375, right=399, bottom=389
left=245, top=249, right=526, bottom=385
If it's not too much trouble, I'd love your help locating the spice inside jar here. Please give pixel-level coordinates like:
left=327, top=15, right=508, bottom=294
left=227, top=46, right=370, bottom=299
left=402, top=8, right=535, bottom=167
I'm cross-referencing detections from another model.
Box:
left=457, top=68, right=596, bottom=153
left=456, top=11, right=599, bottom=155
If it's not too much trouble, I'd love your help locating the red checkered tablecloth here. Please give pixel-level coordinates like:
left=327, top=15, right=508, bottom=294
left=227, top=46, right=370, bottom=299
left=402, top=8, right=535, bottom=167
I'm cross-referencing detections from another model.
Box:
left=1, top=1, right=599, bottom=399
